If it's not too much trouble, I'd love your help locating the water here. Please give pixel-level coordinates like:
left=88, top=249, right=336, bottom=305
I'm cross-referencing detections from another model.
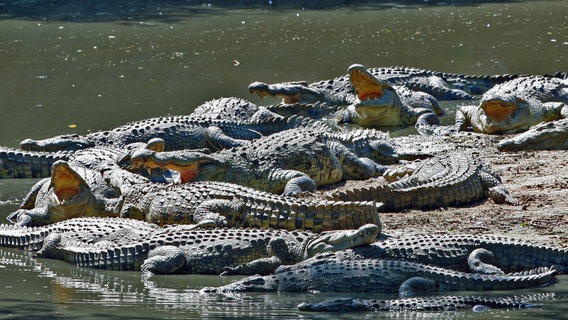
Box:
left=0, top=1, right=567, bottom=319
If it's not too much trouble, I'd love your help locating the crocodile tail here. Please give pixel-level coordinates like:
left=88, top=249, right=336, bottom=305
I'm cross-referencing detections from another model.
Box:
left=0, top=147, right=72, bottom=179
left=60, top=241, right=151, bottom=271
left=0, top=224, right=49, bottom=250
left=438, top=266, right=557, bottom=291
left=298, top=293, right=556, bottom=312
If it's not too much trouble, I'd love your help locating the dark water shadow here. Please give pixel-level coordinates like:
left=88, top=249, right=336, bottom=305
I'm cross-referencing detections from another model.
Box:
left=0, top=0, right=543, bottom=23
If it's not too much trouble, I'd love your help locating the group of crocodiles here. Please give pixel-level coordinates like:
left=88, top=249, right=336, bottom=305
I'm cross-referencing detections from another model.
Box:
left=1, top=64, right=567, bottom=314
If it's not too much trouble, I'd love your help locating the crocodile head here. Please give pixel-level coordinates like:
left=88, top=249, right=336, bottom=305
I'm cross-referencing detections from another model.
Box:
left=498, top=119, right=568, bottom=151
left=248, top=81, right=325, bottom=104
left=480, top=94, right=520, bottom=121
left=304, top=223, right=380, bottom=259
left=348, top=64, right=401, bottom=126
left=20, top=134, right=95, bottom=152
left=7, top=161, right=102, bottom=226
left=129, top=149, right=223, bottom=183
left=476, top=93, right=532, bottom=133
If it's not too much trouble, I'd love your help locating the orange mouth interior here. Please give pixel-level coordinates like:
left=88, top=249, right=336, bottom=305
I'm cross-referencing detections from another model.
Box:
left=482, top=101, right=516, bottom=122
left=351, top=69, right=384, bottom=101
left=52, top=170, right=81, bottom=201
left=166, top=163, right=199, bottom=183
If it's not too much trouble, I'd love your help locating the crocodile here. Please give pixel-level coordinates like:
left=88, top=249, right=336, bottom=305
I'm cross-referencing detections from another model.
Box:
left=6, top=160, right=124, bottom=226
left=298, top=294, right=553, bottom=312
left=290, top=233, right=568, bottom=275
left=7, top=156, right=381, bottom=230
left=248, top=65, right=521, bottom=104
left=0, top=217, right=158, bottom=251
left=202, top=257, right=556, bottom=294
left=261, top=86, right=445, bottom=124
left=117, top=179, right=381, bottom=231
left=127, top=127, right=422, bottom=195
left=250, top=64, right=441, bottom=128
left=4, top=143, right=180, bottom=226
left=497, top=118, right=568, bottom=151
left=325, top=151, right=516, bottom=211
left=455, top=76, right=568, bottom=134
left=36, top=223, right=380, bottom=275
left=18, top=113, right=322, bottom=153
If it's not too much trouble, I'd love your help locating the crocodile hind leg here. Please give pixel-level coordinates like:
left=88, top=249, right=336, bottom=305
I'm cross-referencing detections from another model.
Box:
left=330, top=143, right=386, bottom=179
left=141, top=246, right=186, bottom=276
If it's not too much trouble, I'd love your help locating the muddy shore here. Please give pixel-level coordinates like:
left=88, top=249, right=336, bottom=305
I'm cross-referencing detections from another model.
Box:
left=315, top=132, right=568, bottom=248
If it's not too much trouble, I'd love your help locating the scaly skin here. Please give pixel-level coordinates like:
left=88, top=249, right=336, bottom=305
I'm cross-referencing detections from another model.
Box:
left=4, top=146, right=173, bottom=226
left=190, top=97, right=283, bottom=122
left=19, top=113, right=321, bottom=153
left=346, top=64, right=440, bottom=127
left=0, top=146, right=72, bottom=179
left=456, top=76, right=568, bottom=134
left=326, top=151, right=516, bottom=211
left=0, top=217, right=158, bottom=251
left=37, top=223, right=380, bottom=275
left=498, top=118, right=568, bottom=151
left=7, top=155, right=381, bottom=230
left=248, top=65, right=517, bottom=104
left=118, top=180, right=381, bottom=231
left=304, top=233, right=568, bottom=275
left=6, top=161, right=123, bottom=226
left=298, top=294, right=554, bottom=312
left=202, top=257, right=556, bottom=294
left=250, top=64, right=441, bottom=128
left=129, top=128, right=399, bottom=196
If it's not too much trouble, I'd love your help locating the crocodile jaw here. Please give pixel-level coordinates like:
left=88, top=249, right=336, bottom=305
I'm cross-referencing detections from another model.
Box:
left=46, top=161, right=96, bottom=222
left=50, top=161, right=87, bottom=203
left=20, top=134, right=94, bottom=152
left=349, top=64, right=401, bottom=125
left=481, top=99, right=517, bottom=122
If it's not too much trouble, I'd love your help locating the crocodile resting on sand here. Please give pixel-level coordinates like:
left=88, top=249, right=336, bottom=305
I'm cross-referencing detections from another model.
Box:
left=498, top=118, right=568, bottom=151
left=250, top=64, right=441, bottom=128
left=325, top=151, right=516, bottom=211
left=35, top=222, right=380, bottom=275
left=118, top=179, right=380, bottom=231
left=455, top=76, right=568, bottom=134
left=8, top=157, right=381, bottom=231
left=128, top=128, right=416, bottom=196
left=298, top=294, right=554, bottom=312
left=203, top=257, right=556, bottom=294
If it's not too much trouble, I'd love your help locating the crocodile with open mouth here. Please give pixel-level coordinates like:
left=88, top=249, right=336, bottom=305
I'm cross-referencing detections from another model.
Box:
left=455, top=76, right=568, bottom=134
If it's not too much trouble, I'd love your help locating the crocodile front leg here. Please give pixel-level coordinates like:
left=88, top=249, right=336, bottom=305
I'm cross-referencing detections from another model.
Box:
left=205, top=126, right=250, bottom=149
left=329, top=142, right=386, bottom=179
left=7, top=208, right=49, bottom=226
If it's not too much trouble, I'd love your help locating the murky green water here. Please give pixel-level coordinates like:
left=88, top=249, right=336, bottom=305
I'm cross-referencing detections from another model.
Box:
left=0, top=1, right=567, bottom=319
